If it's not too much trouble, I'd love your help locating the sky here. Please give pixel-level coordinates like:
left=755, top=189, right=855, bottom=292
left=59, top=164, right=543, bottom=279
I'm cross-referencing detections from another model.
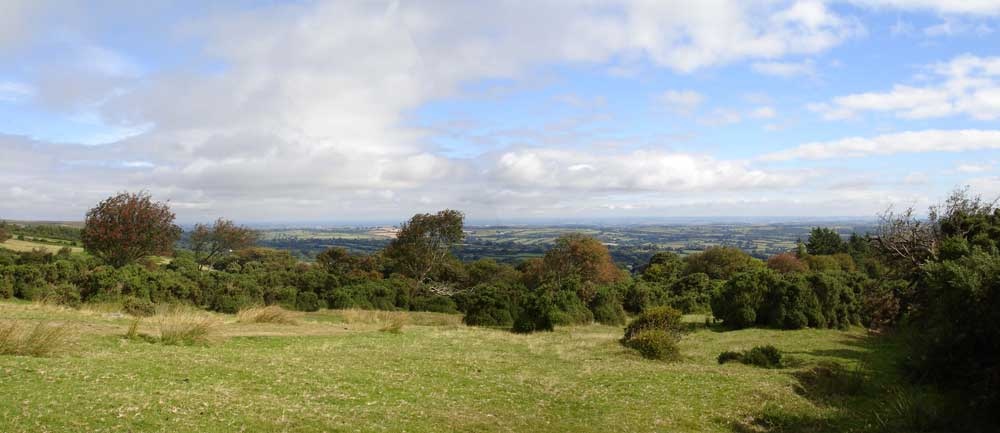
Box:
left=1, top=0, right=999, bottom=224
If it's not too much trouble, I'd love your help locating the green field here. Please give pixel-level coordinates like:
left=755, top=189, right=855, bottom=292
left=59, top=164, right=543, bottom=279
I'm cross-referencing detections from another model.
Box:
left=0, top=301, right=915, bottom=433
left=0, top=238, right=84, bottom=254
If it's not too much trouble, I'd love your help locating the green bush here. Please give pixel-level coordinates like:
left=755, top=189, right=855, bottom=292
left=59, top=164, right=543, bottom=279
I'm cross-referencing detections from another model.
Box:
left=743, top=345, right=782, bottom=368
left=122, top=296, right=156, bottom=317
left=549, top=288, right=593, bottom=325
left=623, top=306, right=683, bottom=340
left=294, top=291, right=322, bottom=312
left=511, top=291, right=554, bottom=334
left=719, top=345, right=782, bottom=368
left=717, top=351, right=743, bottom=364
left=589, top=286, right=626, bottom=325
left=48, top=283, right=81, bottom=308
left=462, top=285, right=516, bottom=327
left=410, top=295, right=458, bottom=313
left=624, top=330, right=680, bottom=361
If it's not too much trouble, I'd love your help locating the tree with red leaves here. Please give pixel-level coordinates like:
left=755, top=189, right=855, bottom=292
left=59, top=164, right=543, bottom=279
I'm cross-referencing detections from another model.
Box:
left=81, top=191, right=182, bottom=267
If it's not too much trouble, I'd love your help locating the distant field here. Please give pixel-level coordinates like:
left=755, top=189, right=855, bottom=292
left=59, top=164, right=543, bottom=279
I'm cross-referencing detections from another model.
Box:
left=259, top=222, right=876, bottom=266
left=0, top=301, right=908, bottom=432
left=0, top=239, right=84, bottom=254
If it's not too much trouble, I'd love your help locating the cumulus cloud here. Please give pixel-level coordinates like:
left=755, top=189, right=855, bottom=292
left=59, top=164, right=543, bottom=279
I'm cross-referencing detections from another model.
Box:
left=491, top=149, right=798, bottom=192
left=810, top=55, right=1000, bottom=120
left=760, top=129, right=1000, bottom=161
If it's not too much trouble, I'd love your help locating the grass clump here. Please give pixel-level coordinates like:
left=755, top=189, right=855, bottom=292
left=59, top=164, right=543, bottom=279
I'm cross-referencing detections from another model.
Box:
left=236, top=305, right=299, bottom=325
left=157, top=312, right=221, bottom=346
left=0, top=321, right=72, bottom=357
left=379, top=315, right=406, bottom=334
left=793, top=362, right=866, bottom=402
left=717, top=345, right=782, bottom=368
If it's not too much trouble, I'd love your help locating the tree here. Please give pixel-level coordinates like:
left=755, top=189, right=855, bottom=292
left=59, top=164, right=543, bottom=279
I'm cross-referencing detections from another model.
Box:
left=541, top=234, right=624, bottom=286
left=806, top=227, right=846, bottom=255
left=641, top=252, right=684, bottom=284
left=81, top=191, right=182, bottom=267
left=384, top=209, right=465, bottom=284
left=684, top=246, right=762, bottom=280
left=767, top=252, right=807, bottom=274
left=190, top=218, right=259, bottom=266
left=0, top=226, right=10, bottom=243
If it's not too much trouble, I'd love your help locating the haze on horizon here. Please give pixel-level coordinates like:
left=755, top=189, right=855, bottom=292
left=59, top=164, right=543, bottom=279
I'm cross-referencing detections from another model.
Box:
left=2, top=1, right=999, bottom=223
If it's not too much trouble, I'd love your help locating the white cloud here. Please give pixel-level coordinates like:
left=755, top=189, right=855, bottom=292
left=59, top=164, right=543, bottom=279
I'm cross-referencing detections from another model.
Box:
left=750, top=106, right=778, bottom=119
left=752, top=59, right=816, bottom=77
left=760, top=129, right=1000, bottom=161
left=954, top=162, right=996, bottom=173
left=811, top=55, right=1000, bottom=120
left=848, top=0, right=1000, bottom=15
left=657, top=90, right=704, bottom=114
left=492, top=149, right=797, bottom=192
left=0, top=81, right=33, bottom=101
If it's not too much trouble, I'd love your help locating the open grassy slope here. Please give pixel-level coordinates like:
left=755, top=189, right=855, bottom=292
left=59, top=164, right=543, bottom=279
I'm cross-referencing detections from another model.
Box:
left=0, top=301, right=916, bottom=433
left=0, top=238, right=84, bottom=254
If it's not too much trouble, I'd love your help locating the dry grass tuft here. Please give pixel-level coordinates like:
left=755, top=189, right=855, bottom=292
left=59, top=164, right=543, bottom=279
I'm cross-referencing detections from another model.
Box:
left=236, top=305, right=299, bottom=325
left=0, top=321, right=73, bottom=357
left=157, top=312, right=221, bottom=345
left=379, top=315, right=407, bottom=333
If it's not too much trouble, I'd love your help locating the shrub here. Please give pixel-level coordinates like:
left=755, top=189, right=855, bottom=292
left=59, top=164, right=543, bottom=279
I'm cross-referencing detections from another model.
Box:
left=623, top=306, right=683, bottom=341
left=158, top=312, right=220, bottom=345
left=511, top=291, right=554, bottom=334
left=549, top=288, right=593, bottom=325
left=236, top=305, right=298, bottom=325
left=743, top=345, right=782, bottom=368
left=589, top=286, right=626, bottom=325
left=46, top=283, right=81, bottom=308
left=122, top=296, right=156, bottom=317
left=719, top=345, right=782, bottom=368
left=462, top=285, right=516, bottom=327
left=294, top=291, right=322, bottom=312
left=711, top=269, right=774, bottom=329
left=717, top=351, right=743, bottom=364
left=666, top=273, right=715, bottom=313
left=0, top=321, right=73, bottom=357
left=624, top=330, right=680, bottom=361
left=410, top=294, right=458, bottom=313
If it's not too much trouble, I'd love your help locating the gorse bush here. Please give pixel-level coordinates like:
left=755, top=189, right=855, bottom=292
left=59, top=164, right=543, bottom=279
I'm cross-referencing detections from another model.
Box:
left=624, top=330, right=680, bottom=361
left=623, top=306, right=683, bottom=340
left=512, top=291, right=554, bottom=334
left=122, top=296, right=156, bottom=317
left=589, top=286, right=626, bottom=325
left=461, top=284, right=516, bottom=327
left=718, top=345, right=782, bottom=368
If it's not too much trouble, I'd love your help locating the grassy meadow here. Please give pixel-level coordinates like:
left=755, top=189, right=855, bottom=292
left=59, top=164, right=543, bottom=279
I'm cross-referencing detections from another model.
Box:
left=0, top=238, right=84, bottom=254
left=0, top=300, right=923, bottom=433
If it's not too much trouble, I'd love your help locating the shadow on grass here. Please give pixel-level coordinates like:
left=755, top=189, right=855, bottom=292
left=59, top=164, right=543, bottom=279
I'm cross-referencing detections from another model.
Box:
left=730, top=333, right=959, bottom=433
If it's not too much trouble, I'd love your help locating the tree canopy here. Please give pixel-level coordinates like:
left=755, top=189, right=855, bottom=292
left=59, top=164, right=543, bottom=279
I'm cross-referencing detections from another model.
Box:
left=81, top=191, right=182, bottom=267
left=384, top=209, right=465, bottom=283
left=190, top=218, right=259, bottom=266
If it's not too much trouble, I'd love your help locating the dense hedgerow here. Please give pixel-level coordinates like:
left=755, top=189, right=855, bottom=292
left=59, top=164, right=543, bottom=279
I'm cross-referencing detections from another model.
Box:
left=711, top=268, right=866, bottom=330
left=589, top=286, right=626, bottom=325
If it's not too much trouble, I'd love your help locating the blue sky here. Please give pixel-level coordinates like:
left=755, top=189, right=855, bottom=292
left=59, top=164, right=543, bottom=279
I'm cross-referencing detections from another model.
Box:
left=1, top=1, right=999, bottom=223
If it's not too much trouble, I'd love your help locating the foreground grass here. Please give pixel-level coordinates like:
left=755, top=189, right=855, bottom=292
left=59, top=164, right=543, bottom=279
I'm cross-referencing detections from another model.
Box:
left=0, top=301, right=922, bottom=433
